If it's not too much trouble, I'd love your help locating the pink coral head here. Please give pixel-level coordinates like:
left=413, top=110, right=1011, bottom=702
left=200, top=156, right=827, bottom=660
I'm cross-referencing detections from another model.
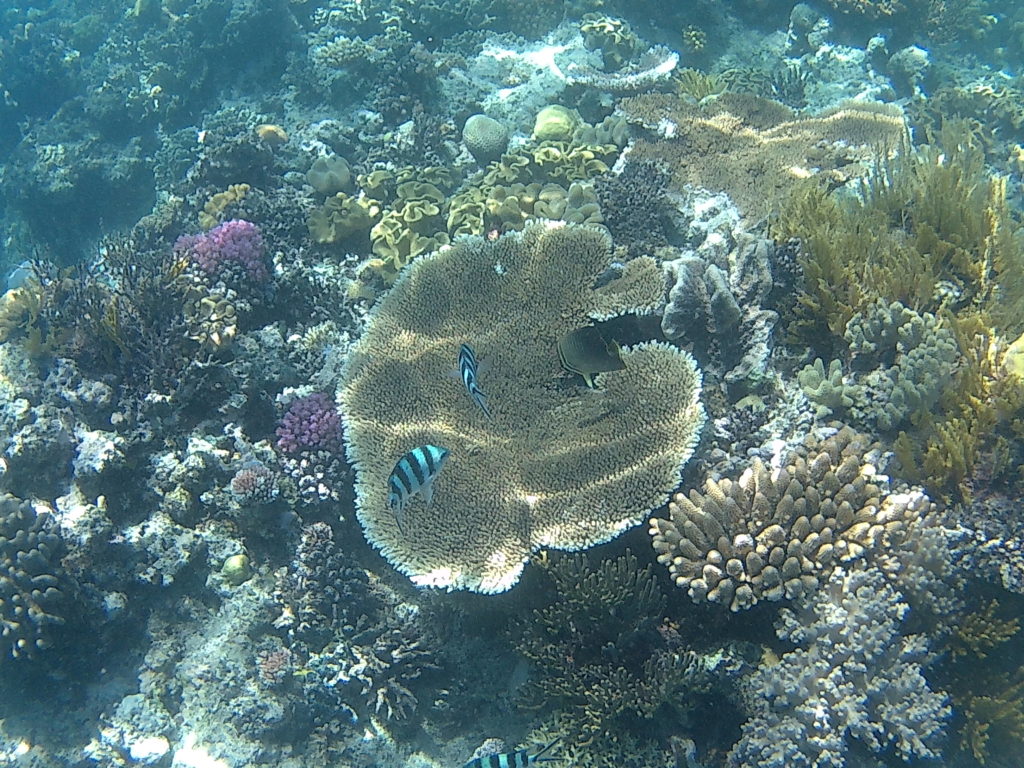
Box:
left=174, top=219, right=270, bottom=286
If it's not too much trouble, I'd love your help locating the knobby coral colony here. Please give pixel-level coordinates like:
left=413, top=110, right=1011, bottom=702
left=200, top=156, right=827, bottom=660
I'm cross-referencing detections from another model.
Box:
left=650, top=427, right=936, bottom=612
left=339, top=221, right=705, bottom=593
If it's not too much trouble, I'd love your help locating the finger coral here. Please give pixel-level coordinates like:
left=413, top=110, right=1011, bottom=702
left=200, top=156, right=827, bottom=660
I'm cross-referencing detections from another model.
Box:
left=650, top=426, right=936, bottom=610
left=339, top=221, right=705, bottom=593
left=1, top=494, right=67, bottom=661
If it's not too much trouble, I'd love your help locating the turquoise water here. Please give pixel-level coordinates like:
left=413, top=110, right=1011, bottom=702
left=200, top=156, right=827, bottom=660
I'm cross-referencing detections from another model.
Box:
left=1, top=1, right=1023, bottom=766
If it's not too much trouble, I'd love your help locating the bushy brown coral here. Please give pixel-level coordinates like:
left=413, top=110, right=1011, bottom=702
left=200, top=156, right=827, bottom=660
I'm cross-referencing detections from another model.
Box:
left=650, top=426, right=936, bottom=611
left=513, top=551, right=707, bottom=765
left=339, top=222, right=704, bottom=593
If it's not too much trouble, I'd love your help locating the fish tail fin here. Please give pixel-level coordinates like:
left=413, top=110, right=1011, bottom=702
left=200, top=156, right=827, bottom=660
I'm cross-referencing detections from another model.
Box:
left=534, top=738, right=559, bottom=759
left=478, top=394, right=493, bottom=419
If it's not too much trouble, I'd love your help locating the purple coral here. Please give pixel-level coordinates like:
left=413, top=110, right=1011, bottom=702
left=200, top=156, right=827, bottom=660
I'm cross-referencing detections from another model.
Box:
left=174, top=219, right=270, bottom=285
left=275, top=393, right=343, bottom=456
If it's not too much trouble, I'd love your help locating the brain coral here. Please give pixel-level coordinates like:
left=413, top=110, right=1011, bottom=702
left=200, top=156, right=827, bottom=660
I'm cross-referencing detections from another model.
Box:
left=339, top=222, right=705, bottom=593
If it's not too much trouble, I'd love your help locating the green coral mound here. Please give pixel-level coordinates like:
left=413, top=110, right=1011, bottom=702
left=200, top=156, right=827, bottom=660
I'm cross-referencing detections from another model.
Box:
left=462, top=114, right=509, bottom=164
left=339, top=222, right=705, bottom=593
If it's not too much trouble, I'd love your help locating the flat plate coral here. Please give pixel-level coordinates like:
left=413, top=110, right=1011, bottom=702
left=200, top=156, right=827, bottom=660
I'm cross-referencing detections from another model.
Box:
left=339, top=222, right=705, bottom=592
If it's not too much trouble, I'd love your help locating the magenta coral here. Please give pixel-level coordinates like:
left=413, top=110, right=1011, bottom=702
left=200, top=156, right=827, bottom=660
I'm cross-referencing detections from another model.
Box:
left=275, top=393, right=344, bottom=456
left=174, top=219, right=270, bottom=285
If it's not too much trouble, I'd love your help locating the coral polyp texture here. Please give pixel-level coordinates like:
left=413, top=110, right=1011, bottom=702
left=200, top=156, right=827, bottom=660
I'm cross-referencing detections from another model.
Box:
left=339, top=222, right=705, bottom=593
left=1, top=494, right=67, bottom=661
left=650, top=426, right=935, bottom=611
left=174, top=219, right=271, bottom=287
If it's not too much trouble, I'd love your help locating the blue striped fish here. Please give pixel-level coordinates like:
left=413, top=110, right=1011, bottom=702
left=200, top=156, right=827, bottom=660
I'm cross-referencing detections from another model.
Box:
left=387, top=444, right=449, bottom=530
left=460, top=739, right=559, bottom=768
left=458, top=343, right=492, bottom=418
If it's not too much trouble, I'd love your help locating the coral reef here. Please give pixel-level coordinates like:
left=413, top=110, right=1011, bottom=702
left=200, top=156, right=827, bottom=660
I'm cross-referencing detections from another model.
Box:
left=729, top=566, right=950, bottom=767
left=339, top=222, right=704, bottom=592
left=650, top=426, right=936, bottom=611
left=512, top=551, right=717, bottom=766
left=2, top=1, right=1024, bottom=765
left=775, top=125, right=1024, bottom=499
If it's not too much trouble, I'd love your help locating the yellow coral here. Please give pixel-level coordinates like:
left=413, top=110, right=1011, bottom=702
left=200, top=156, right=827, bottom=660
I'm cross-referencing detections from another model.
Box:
left=255, top=123, right=288, bottom=147
left=308, top=193, right=380, bottom=245
left=199, top=183, right=250, bottom=230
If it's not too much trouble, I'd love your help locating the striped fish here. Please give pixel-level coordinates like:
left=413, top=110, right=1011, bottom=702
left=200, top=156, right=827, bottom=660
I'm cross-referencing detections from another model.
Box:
left=458, top=343, right=492, bottom=418
left=387, top=444, right=449, bottom=530
left=460, top=739, right=559, bottom=768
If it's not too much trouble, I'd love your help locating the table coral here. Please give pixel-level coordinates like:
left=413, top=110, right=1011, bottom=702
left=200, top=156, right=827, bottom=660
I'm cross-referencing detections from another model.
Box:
left=620, top=92, right=906, bottom=221
left=339, top=221, right=705, bottom=593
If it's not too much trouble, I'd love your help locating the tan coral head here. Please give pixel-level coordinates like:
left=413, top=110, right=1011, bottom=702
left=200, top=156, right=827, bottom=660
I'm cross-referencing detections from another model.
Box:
left=255, top=124, right=289, bottom=147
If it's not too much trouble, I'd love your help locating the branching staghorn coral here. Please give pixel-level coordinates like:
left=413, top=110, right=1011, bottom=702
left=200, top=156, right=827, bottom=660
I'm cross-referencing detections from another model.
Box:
left=339, top=222, right=705, bottom=593
left=650, top=426, right=936, bottom=611
left=728, top=566, right=950, bottom=767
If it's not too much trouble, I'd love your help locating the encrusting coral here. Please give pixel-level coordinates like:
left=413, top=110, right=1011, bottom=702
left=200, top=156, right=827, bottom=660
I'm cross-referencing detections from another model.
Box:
left=339, top=222, right=705, bottom=593
left=650, top=426, right=936, bottom=611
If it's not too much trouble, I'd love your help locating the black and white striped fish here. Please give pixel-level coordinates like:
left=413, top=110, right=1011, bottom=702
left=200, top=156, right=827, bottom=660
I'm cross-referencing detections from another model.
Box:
left=458, top=343, right=492, bottom=418
left=460, top=738, right=559, bottom=768
left=387, top=444, right=449, bottom=530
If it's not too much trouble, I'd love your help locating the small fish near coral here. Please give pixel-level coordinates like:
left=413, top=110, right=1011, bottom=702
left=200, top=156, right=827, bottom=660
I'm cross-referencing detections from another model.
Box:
left=557, top=325, right=626, bottom=387
left=387, top=444, right=450, bottom=531
left=458, top=343, right=492, bottom=418
left=460, top=738, right=560, bottom=768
